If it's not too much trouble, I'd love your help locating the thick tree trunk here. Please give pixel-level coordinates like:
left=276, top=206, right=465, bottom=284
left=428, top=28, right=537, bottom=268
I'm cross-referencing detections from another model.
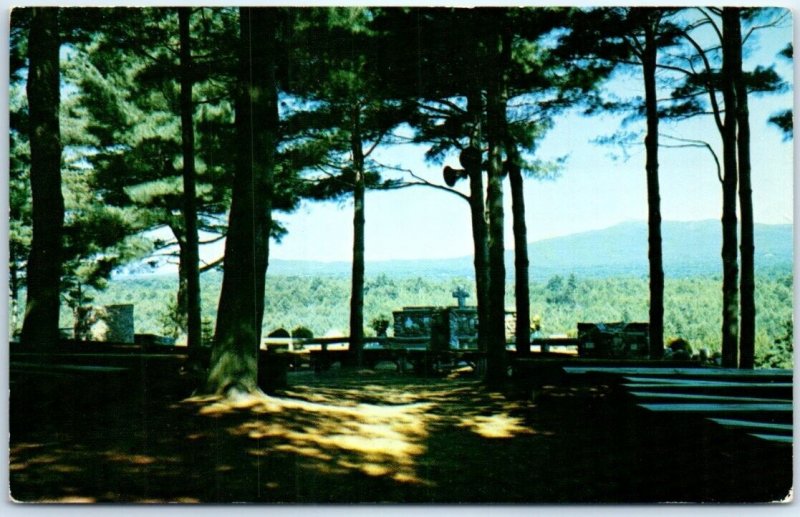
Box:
left=507, top=157, right=529, bottom=355
left=499, top=15, right=530, bottom=357
left=642, top=21, right=664, bottom=359
left=720, top=10, right=740, bottom=368
left=21, top=7, right=63, bottom=350
left=729, top=8, right=755, bottom=369
left=466, top=91, right=490, bottom=355
left=349, top=105, right=366, bottom=366
left=484, top=30, right=508, bottom=387
left=179, top=7, right=202, bottom=363
left=505, top=138, right=531, bottom=357
left=206, top=7, right=278, bottom=396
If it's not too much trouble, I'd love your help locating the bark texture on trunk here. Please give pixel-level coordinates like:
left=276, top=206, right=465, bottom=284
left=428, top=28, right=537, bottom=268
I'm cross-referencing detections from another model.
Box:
left=642, top=19, right=665, bottom=359
left=179, top=7, right=203, bottom=361
left=206, top=8, right=278, bottom=396
left=500, top=15, right=530, bottom=357
left=507, top=159, right=529, bottom=355
left=720, top=9, right=740, bottom=368
left=466, top=91, right=490, bottom=354
left=484, top=29, right=508, bottom=388
left=21, top=7, right=63, bottom=350
left=729, top=8, right=755, bottom=369
left=349, top=105, right=366, bottom=366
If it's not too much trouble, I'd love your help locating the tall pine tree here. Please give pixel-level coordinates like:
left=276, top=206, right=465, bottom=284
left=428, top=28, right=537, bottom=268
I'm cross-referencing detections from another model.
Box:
left=178, top=7, right=202, bottom=362
left=670, top=7, right=787, bottom=366
left=282, top=8, right=410, bottom=364
left=20, top=7, right=64, bottom=349
left=205, top=7, right=279, bottom=396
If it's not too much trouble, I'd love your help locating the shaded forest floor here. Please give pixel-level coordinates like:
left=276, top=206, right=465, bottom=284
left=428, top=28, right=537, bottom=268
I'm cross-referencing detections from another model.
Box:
left=9, top=359, right=793, bottom=504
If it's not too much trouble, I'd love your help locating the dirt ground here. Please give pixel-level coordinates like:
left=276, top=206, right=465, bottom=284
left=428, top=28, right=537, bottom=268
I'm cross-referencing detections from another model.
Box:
left=8, top=360, right=793, bottom=504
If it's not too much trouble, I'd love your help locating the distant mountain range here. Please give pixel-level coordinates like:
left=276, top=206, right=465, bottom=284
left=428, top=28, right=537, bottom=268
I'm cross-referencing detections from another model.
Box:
left=268, top=220, right=793, bottom=280
left=529, top=220, right=794, bottom=278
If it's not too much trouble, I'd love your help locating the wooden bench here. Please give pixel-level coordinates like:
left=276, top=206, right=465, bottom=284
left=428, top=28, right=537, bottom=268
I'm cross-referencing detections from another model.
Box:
left=620, top=378, right=793, bottom=400
left=10, top=361, right=129, bottom=374
left=563, top=365, right=794, bottom=445
left=627, top=391, right=788, bottom=404
left=637, top=402, right=792, bottom=413
left=622, top=376, right=793, bottom=387
left=708, top=418, right=793, bottom=444
left=746, top=433, right=792, bottom=444
left=708, top=418, right=793, bottom=432
left=563, top=366, right=792, bottom=379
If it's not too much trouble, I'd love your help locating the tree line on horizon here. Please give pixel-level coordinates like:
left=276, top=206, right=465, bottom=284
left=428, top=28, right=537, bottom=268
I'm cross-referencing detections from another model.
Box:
left=53, top=271, right=791, bottom=370
left=11, top=7, right=792, bottom=396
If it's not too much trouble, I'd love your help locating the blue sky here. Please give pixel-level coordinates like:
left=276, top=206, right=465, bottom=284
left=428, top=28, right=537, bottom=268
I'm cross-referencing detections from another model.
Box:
left=265, top=11, right=794, bottom=263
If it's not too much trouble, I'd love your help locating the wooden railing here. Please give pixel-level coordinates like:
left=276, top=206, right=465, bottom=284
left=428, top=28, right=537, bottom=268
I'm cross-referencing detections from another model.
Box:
left=262, top=336, right=383, bottom=352
left=263, top=336, right=578, bottom=354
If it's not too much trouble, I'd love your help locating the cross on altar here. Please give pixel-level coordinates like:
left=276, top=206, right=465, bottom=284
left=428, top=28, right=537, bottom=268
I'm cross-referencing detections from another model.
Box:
left=452, top=287, right=469, bottom=308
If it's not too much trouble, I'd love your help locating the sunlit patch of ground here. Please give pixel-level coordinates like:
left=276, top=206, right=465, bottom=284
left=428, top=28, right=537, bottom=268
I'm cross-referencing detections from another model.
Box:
left=178, top=371, right=549, bottom=488
left=457, top=412, right=536, bottom=438
left=10, top=368, right=793, bottom=503
left=184, top=379, right=450, bottom=484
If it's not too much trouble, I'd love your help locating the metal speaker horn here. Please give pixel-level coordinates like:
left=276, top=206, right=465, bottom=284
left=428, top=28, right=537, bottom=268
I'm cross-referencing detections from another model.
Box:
left=443, top=166, right=468, bottom=187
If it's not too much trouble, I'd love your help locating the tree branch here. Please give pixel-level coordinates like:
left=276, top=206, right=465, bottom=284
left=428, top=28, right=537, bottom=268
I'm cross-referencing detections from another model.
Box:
left=200, top=256, right=224, bottom=272
left=679, top=30, right=725, bottom=132
left=661, top=133, right=722, bottom=183
left=376, top=163, right=470, bottom=202
left=199, top=234, right=226, bottom=246
left=743, top=11, right=790, bottom=45
left=415, top=99, right=464, bottom=117
left=696, top=8, right=724, bottom=42
left=363, top=127, right=392, bottom=158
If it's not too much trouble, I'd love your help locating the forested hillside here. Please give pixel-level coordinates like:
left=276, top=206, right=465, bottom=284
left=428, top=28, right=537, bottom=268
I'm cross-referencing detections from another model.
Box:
left=258, top=220, right=793, bottom=279
left=67, top=266, right=792, bottom=368
left=525, top=220, right=793, bottom=278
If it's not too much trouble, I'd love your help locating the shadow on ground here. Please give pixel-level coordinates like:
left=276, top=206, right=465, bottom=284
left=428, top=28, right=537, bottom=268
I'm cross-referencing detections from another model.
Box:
left=9, top=366, right=793, bottom=503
